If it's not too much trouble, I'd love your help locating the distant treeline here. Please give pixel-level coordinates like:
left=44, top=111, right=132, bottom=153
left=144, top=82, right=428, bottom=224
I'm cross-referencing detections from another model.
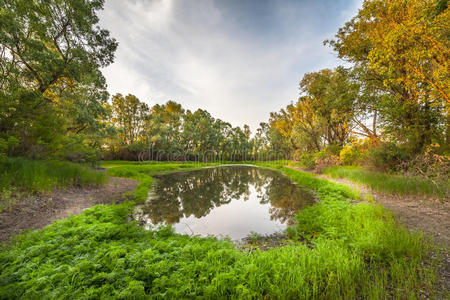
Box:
left=1, top=0, right=448, bottom=170
left=103, top=96, right=274, bottom=161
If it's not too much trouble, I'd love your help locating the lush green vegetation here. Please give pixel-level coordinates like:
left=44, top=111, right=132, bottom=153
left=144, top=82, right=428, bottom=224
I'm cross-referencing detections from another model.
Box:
left=0, top=163, right=439, bottom=299
left=0, top=157, right=106, bottom=211
left=323, top=166, right=449, bottom=198
left=0, top=0, right=447, bottom=297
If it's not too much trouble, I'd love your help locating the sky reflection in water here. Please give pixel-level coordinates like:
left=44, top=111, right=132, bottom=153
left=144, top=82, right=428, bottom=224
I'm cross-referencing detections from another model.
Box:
left=136, top=166, right=315, bottom=240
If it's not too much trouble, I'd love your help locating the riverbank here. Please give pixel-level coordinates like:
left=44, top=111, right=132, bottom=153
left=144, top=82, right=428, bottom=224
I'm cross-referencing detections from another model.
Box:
left=0, top=161, right=445, bottom=298
left=286, top=164, right=450, bottom=295
left=0, top=176, right=137, bottom=243
left=288, top=165, right=450, bottom=248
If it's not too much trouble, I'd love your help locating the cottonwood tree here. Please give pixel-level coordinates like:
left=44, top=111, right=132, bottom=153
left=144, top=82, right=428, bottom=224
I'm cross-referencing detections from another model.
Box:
left=326, top=0, right=449, bottom=150
left=147, top=101, right=185, bottom=152
left=111, top=94, right=149, bottom=145
left=0, top=0, right=117, bottom=156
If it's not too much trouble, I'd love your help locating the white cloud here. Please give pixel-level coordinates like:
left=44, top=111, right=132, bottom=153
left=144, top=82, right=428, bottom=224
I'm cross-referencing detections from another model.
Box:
left=99, top=0, right=363, bottom=131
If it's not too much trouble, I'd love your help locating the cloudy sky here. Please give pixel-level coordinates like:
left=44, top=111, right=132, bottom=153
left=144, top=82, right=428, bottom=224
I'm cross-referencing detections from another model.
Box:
left=99, top=0, right=363, bottom=131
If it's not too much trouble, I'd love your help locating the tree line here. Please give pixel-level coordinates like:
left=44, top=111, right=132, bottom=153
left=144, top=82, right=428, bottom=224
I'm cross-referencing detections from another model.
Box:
left=1, top=0, right=448, bottom=168
left=106, top=94, right=265, bottom=161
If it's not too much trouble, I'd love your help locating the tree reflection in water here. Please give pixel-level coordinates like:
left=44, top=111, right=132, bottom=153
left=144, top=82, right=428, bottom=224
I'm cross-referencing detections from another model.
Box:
left=138, top=166, right=315, bottom=239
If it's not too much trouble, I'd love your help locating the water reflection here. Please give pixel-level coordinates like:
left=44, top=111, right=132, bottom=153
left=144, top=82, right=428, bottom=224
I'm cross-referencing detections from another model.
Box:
left=137, top=165, right=315, bottom=239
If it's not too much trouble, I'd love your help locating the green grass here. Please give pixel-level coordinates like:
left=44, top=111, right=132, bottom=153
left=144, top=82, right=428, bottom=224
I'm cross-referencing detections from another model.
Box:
left=323, top=165, right=449, bottom=198
left=0, top=157, right=106, bottom=211
left=0, top=161, right=441, bottom=299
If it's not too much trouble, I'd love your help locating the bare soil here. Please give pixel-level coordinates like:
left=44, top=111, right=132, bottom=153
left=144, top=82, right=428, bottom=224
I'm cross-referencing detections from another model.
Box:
left=0, top=176, right=137, bottom=243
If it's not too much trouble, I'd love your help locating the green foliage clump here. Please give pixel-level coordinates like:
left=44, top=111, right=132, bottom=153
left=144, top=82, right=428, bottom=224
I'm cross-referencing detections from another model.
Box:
left=0, top=137, right=19, bottom=158
left=54, top=134, right=104, bottom=164
left=292, top=150, right=341, bottom=171
left=339, top=139, right=372, bottom=166
left=369, top=142, right=412, bottom=171
left=340, top=144, right=360, bottom=165
left=298, top=153, right=316, bottom=169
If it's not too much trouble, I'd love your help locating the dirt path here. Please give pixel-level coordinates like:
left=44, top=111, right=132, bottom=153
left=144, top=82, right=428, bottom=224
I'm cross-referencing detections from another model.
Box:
left=288, top=166, right=450, bottom=247
left=288, top=166, right=450, bottom=294
left=0, top=177, right=137, bottom=243
left=320, top=174, right=450, bottom=247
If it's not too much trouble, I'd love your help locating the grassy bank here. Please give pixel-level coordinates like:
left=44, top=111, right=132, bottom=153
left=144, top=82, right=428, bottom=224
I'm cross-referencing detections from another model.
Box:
left=0, top=162, right=440, bottom=298
left=323, top=165, right=448, bottom=198
left=0, top=157, right=106, bottom=211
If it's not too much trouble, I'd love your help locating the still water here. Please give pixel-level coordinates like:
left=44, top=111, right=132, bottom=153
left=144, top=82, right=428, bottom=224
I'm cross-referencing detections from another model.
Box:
left=136, top=165, right=315, bottom=240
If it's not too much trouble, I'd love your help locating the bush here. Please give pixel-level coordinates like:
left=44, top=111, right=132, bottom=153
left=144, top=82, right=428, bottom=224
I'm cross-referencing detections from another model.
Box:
left=314, top=154, right=340, bottom=172
left=402, top=144, right=449, bottom=179
left=293, top=150, right=340, bottom=171
left=339, top=139, right=372, bottom=166
left=292, top=149, right=303, bottom=161
left=324, top=144, right=342, bottom=156
left=0, top=136, right=19, bottom=157
left=340, top=144, right=359, bottom=165
left=369, top=142, right=411, bottom=171
left=298, top=153, right=316, bottom=169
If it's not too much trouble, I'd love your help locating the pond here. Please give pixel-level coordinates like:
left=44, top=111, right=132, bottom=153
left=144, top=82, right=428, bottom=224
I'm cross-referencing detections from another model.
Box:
left=135, top=165, right=315, bottom=240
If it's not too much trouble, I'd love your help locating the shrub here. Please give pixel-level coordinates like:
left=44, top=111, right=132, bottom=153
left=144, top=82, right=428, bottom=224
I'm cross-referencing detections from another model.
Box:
left=339, top=139, right=372, bottom=166
left=0, top=136, right=19, bottom=157
left=292, top=149, right=303, bottom=161
left=293, top=150, right=340, bottom=171
left=298, top=153, right=316, bottom=169
left=369, top=142, right=411, bottom=171
left=340, top=144, right=358, bottom=165
left=400, top=144, right=450, bottom=198
left=402, top=144, right=449, bottom=180
left=296, top=150, right=341, bottom=173
left=314, top=154, right=340, bottom=172
left=324, top=144, right=342, bottom=156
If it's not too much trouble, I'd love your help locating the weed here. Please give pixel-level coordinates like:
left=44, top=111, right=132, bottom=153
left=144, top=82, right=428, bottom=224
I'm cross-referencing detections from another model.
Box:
left=323, top=165, right=448, bottom=198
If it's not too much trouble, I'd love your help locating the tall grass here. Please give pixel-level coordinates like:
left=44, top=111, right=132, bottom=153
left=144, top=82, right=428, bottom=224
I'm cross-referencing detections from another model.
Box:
left=323, top=165, right=448, bottom=198
left=0, top=162, right=440, bottom=298
left=0, top=157, right=106, bottom=210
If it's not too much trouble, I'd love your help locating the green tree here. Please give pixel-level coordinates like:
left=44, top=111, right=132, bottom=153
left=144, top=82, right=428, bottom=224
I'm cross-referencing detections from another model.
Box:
left=111, top=94, right=149, bottom=145
left=0, top=0, right=117, bottom=157
left=147, top=101, right=185, bottom=153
